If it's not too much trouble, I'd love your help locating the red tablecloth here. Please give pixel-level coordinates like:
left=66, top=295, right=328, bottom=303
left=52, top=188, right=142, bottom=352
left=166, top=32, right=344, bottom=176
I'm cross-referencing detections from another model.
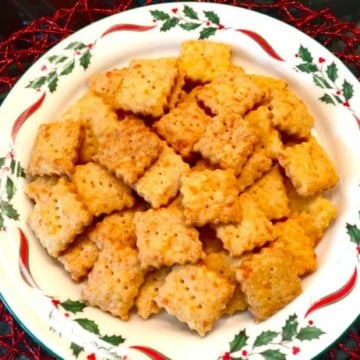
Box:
left=0, top=1, right=359, bottom=359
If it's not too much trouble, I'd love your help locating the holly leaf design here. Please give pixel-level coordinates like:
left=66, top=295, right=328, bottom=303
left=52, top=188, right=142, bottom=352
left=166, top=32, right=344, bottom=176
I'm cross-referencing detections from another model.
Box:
left=319, top=93, right=336, bottom=105
left=160, top=17, right=179, bottom=32
left=16, top=163, right=26, bottom=177
left=0, top=214, right=4, bottom=229
left=101, top=334, right=125, bottom=345
left=74, top=318, right=100, bottom=335
left=298, top=45, right=313, bottom=63
left=346, top=223, right=360, bottom=245
left=0, top=202, right=19, bottom=220
left=296, top=63, right=317, bottom=73
left=342, top=80, right=353, bottom=101
left=26, top=76, right=47, bottom=90
left=79, top=50, right=92, bottom=70
left=184, top=5, right=199, bottom=19
left=260, top=349, right=286, bottom=360
left=10, top=159, right=16, bottom=174
left=253, top=331, right=278, bottom=347
left=48, top=55, right=67, bottom=64
left=313, top=74, right=331, bottom=89
left=326, top=62, right=338, bottom=82
left=180, top=22, right=201, bottom=31
left=281, top=314, right=298, bottom=341
left=60, top=60, right=75, bottom=76
left=65, top=41, right=86, bottom=51
left=61, top=299, right=86, bottom=314
left=296, top=326, right=325, bottom=341
left=229, top=330, right=248, bottom=352
left=0, top=157, right=5, bottom=168
left=204, top=10, right=220, bottom=25
left=200, top=27, right=217, bottom=39
left=6, top=177, right=15, bottom=201
left=46, top=71, right=58, bottom=93
left=70, top=342, right=83, bottom=357
left=150, top=10, right=170, bottom=21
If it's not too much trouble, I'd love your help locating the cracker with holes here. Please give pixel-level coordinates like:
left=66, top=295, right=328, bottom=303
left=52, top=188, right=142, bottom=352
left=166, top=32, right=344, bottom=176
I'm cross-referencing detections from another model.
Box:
left=236, top=247, right=302, bottom=321
left=156, top=264, right=235, bottom=336
left=133, top=145, right=190, bottom=208
left=25, top=176, right=59, bottom=203
left=71, top=162, right=135, bottom=217
left=114, top=58, right=177, bottom=118
left=27, top=178, right=92, bottom=257
left=153, top=99, right=211, bottom=159
left=134, top=207, right=204, bottom=270
left=95, top=117, right=163, bottom=184
left=135, top=267, right=171, bottom=319
left=27, top=120, right=82, bottom=176
left=82, top=246, right=144, bottom=321
left=180, top=169, right=242, bottom=226
left=278, top=136, right=339, bottom=196
left=215, top=193, right=275, bottom=256
left=177, top=40, right=231, bottom=83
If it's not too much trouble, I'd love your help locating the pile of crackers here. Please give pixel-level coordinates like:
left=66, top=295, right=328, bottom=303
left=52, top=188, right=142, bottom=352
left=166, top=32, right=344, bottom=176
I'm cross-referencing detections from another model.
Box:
left=25, top=40, right=339, bottom=336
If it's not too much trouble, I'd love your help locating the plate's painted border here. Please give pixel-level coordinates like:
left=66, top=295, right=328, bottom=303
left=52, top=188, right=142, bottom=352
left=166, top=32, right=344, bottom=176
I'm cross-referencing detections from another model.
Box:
left=0, top=3, right=359, bottom=360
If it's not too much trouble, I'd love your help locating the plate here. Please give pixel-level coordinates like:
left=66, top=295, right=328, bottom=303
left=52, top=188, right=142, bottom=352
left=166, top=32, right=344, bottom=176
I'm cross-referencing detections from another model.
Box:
left=0, top=2, right=359, bottom=359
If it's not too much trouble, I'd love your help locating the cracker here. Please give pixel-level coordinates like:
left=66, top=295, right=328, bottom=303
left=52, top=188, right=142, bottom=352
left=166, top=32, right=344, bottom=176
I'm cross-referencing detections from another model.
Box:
left=135, top=267, right=170, bottom=319
left=203, top=250, right=237, bottom=284
left=250, top=74, right=287, bottom=102
left=58, top=231, right=99, bottom=282
left=180, top=169, right=242, bottom=226
left=177, top=40, right=231, bottom=83
left=27, top=178, right=92, bottom=257
left=194, top=114, right=259, bottom=175
left=133, top=144, right=190, bottom=208
left=224, top=286, right=248, bottom=315
left=156, top=264, right=235, bottom=336
left=25, top=176, right=59, bottom=203
left=27, top=120, right=83, bottom=176
left=95, top=117, right=163, bottom=184
left=71, top=162, right=135, bottom=216
left=271, top=219, right=317, bottom=276
left=114, top=58, right=177, bottom=118
left=153, top=99, right=211, bottom=159
left=269, top=87, right=313, bottom=138
left=82, top=246, right=144, bottom=321
left=215, top=193, right=275, bottom=256
left=236, top=247, right=302, bottom=321
left=278, top=136, right=339, bottom=196
left=168, top=71, right=186, bottom=109
left=196, top=67, right=264, bottom=117
left=134, top=207, right=204, bottom=270
left=246, top=164, right=289, bottom=220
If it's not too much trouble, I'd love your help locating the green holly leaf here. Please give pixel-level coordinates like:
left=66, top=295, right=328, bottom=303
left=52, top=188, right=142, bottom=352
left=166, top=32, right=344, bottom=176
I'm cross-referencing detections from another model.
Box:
left=0, top=157, right=5, bottom=168
left=253, top=330, right=278, bottom=347
left=281, top=314, right=298, bottom=341
left=48, top=55, right=68, bottom=64
left=204, top=10, right=220, bottom=25
left=199, top=26, right=217, bottom=39
left=229, top=329, right=248, bottom=352
left=180, top=22, right=201, bottom=31
left=60, top=60, right=75, bottom=76
left=296, top=63, right=317, bottom=73
left=342, top=80, right=353, bottom=101
left=61, top=299, right=86, bottom=314
left=346, top=223, right=360, bottom=245
left=26, top=76, right=47, bottom=90
left=70, top=342, right=83, bottom=357
left=150, top=10, right=170, bottom=21
left=10, top=159, right=16, bottom=174
left=16, top=163, right=26, bottom=178
left=184, top=5, right=199, bottom=19
left=65, top=41, right=86, bottom=51
left=6, top=177, right=15, bottom=201
left=46, top=71, right=58, bottom=93
left=298, top=45, right=313, bottom=63
left=101, top=334, right=125, bottom=345
left=74, top=318, right=100, bottom=335
left=260, top=349, right=286, bottom=360
left=313, top=74, right=331, bottom=89
left=160, top=17, right=179, bottom=32
left=0, top=214, right=4, bottom=229
left=319, top=93, right=336, bottom=105
left=0, top=202, right=19, bottom=220
left=326, top=62, right=338, bottom=82
left=79, top=50, right=92, bottom=70
left=296, top=326, right=325, bottom=341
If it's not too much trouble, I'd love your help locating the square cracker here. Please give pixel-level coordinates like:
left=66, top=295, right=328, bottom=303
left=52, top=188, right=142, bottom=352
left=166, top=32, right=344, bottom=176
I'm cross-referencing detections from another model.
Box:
left=71, top=162, right=135, bottom=217
left=236, top=247, right=302, bottom=321
left=25, top=176, right=59, bottom=203
left=58, top=231, right=99, bottom=282
left=156, top=264, right=235, bottom=336
left=133, top=144, right=190, bottom=208
left=27, top=120, right=83, bottom=176
left=153, top=99, right=211, bottom=159
left=177, top=40, right=231, bottom=83
left=278, top=136, right=339, bottom=196
left=215, top=193, right=275, bottom=257
left=82, top=246, right=144, bottom=321
left=194, top=114, right=259, bottom=175
left=134, top=207, right=204, bottom=270
left=114, top=58, right=177, bottom=118
left=95, top=117, right=163, bottom=184
left=27, top=178, right=92, bottom=257
left=180, top=169, right=242, bottom=226
left=196, top=66, right=264, bottom=117
left=246, top=164, right=289, bottom=220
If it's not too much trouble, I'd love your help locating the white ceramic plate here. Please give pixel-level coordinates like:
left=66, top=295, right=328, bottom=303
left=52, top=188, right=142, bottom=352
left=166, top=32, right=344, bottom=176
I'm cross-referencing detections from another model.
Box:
left=0, top=2, right=359, bottom=359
